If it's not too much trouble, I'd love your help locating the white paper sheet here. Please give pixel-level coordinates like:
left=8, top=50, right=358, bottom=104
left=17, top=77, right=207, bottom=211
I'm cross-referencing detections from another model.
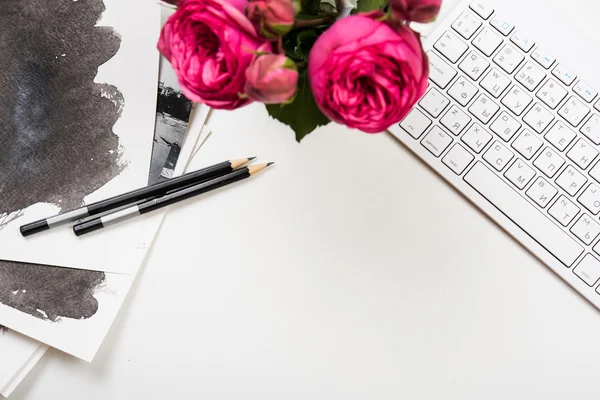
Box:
left=0, top=330, right=47, bottom=398
left=0, top=99, right=209, bottom=362
left=0, top=0, right=161, bottom=274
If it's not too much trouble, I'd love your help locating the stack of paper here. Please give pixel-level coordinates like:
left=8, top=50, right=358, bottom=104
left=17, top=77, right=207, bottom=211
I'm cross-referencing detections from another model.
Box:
left=0, top=2, right=210, bottom=396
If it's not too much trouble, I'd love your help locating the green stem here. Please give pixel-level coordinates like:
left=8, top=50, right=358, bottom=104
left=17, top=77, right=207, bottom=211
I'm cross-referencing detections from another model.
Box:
left=334, top=0, right=344, bottom=16
left=293, top=15, right=334, bottom=28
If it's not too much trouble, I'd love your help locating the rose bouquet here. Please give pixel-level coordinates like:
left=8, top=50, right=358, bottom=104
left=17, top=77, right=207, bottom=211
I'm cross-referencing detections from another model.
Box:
left=159, top=0, right=441, bottom=141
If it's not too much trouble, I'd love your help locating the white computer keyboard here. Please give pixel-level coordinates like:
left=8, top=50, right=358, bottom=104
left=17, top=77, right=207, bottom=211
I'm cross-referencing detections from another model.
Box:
left=389, top=0, right=600, bottom=309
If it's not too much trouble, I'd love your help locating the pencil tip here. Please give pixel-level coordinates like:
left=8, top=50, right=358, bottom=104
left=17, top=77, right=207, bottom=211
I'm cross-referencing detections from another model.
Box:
left=248, top=156, right=257, bottom=161
left=267, top=162, right=274, bottom=167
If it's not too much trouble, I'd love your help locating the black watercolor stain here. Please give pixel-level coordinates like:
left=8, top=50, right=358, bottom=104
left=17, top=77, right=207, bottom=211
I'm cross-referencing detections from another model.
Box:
left=0, top=0, right=130, bottom=321
left=0, top=0, right=124, bottom=222
left=0, top=261, right=105, bottom=322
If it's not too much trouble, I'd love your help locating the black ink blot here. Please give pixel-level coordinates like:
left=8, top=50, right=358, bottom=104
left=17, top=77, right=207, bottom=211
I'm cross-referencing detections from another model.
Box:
left=0, top=0, right=127, bottom=321
left=0, top=261, right=105, bottom=322
left=0, top=0, right=124, bottom=217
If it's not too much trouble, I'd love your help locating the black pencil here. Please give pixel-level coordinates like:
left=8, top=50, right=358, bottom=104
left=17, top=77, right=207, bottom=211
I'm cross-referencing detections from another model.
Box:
left=20, top=157, right=255, bottom=237
left=72, top=163, right=273, bottom=236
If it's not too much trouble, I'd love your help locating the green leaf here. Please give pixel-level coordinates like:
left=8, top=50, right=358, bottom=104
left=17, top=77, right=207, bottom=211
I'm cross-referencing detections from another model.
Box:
left=355, top=0, right=385, bottom=12
left=295, top=29, right=318, bottom=59
left=266, top=71, right=330, bottom=142
left=300, top=0, right=321, bottom=15
left=282, top=30, right=301, bottom=61
left=295, top=13, right=327, bottom=19
left=318, top=2, right=337, bottom=14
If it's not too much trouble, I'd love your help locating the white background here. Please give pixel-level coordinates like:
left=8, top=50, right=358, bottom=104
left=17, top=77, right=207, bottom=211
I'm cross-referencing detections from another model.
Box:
left=10, top=0, right=600, bottom=398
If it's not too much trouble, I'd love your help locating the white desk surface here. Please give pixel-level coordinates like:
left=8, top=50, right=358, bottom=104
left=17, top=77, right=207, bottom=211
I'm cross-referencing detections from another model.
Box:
left=11, top=0, right=600, bottom=398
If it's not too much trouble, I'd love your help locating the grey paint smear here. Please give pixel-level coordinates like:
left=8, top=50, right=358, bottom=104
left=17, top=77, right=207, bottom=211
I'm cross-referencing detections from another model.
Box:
left=0, top=0, right=128, bottom=321
left=0, top=261, right=105, bottom=322
left=0, top=0, right=124, bottom=222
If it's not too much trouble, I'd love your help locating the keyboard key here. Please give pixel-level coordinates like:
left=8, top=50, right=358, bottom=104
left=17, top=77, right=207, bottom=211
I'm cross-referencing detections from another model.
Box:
left=510, top=31, right=535, bottom=52
left=534, top=147, right=565, bottom=178
left=548, top=195, right=579, bottom=226
left=516, top=61, right=546, bottom=92
left=493, top=44, right=524, bottom=74
left=448, top=76, right=479, bottom=106
left=573, top=80, right=597, bottom=103
left=469, top=1, right=493, bottom=19
left=566, top=139, right=598, bottom=170
left=595, top=100, right=600, bottom=113
left=536, top=79, right=567, bottom=110
left=571, top=215, right=600, bottom=245
left=483, top=141, right=514, bottom=171
left=459, top=51, right=490, bottom=81
left=427, top=51, right=457, bottom=89
left=559, top=96, right=590, bottom=127
left=464, top=162, right=583, bottom=266
left=594, top=245, right=600, bottom=260
left=452, top=11, right=482, bottom=40
left=490, top=15, right=514, bottom=36
left=556, top=165, right=587, bottom=196
left=552, top=63, right=577, bottom=86
left=504, top=159, right=535, bottom=189
left=480, top=68, right=511, bottom=98
left=545, top=121, right=576, bottom=151
left=473, top=27, right=503, bottom=57
left=527, top=177, right=558, bottom=208
left=400, top=108, right=432, bottom=139
left=419, top=88, right=450, bottom=118
left=578, top=183, right=600, bottom=215
left=434, top=31, right=469, bottom=63
left=590, top=162, right=600, bottom=183
left=461, top=123, right=492, bottom=153
left=421, top=126, right=452, bottom=157
left=468, top=93, right=499, bottom=123
left=581, top=114, right=600, bottom=145
left=501, top=85, right=532, bottom=116
left=442, top=144, right=474, bottom=174
left=512, top=130, right=542, bottom=160
left=490, top=111, right=521, bottom=141
left=441, top=105, right=471, bottom=136
left=531, top=48, right=555, bottom=69
left=523, top=103, right=554, bottom=133
left=573, top=254, right=600, bottom=286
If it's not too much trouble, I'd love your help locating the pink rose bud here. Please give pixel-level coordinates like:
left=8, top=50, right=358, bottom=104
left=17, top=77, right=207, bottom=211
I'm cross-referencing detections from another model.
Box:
left=245, top=54, right=299, bottom=104
left=247, top=0, right=296, bottom=39
left=389, top=0, right=442, bottom=23
left=308, top=12, right=428, bottom=133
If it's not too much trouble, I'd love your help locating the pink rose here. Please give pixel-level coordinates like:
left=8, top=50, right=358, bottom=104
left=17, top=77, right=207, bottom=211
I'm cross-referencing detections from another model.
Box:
left=158, top=0, right=273, bottom=110
left=245, top=54, right=298, bottom=103
left=389, top=0, right=442, bottom=23
left=308, top=12, right=428, bottom=133
left=247, top=0, right=296, bottom=39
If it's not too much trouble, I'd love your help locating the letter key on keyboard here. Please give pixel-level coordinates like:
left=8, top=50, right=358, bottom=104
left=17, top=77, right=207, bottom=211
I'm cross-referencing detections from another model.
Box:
left=469, top=94, right=499, bottom=123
